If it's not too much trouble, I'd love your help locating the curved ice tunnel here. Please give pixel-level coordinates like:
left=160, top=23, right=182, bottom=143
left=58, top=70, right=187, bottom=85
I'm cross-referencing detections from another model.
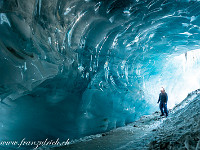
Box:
left=0, top=0, right=200, bottom=141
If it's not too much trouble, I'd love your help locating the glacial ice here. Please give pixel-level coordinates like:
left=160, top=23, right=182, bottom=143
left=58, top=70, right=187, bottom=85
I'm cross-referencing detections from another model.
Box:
left=41, top=90, right=200, bottom=150
left=42, top=89, right=200, bottom=150
left=0, top=0, right=200, bottom=147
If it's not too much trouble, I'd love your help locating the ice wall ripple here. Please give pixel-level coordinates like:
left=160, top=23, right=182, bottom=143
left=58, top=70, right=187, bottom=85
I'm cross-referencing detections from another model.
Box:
left=1, top=0, right=200, bottom=141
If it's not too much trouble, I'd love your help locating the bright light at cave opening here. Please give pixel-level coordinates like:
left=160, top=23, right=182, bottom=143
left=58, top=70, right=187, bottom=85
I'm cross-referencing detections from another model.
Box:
left=145, top=49, right=200, bottom=109
left=171, top=48, right=200, bottom=100
left=165, top=48, right=200, bottom=108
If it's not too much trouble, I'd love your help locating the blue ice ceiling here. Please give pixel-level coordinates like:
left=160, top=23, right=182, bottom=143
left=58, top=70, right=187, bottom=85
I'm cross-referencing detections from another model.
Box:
left=0, top=0, right=200, bottom=141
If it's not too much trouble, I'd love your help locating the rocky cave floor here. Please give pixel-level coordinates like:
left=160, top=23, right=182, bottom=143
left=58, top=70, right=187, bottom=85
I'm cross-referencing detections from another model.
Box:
left=42, top=90, right=200, bottom=150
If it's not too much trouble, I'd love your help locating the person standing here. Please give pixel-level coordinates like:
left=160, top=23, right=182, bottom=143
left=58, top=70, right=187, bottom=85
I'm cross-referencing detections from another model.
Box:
left=157, top=87, right=168, bottom=117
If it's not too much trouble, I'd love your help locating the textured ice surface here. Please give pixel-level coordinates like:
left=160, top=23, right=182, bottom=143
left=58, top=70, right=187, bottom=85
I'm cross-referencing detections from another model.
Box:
left=47, top=89, right=200, bottom=150
left=1, top=0, right=200, bottom=143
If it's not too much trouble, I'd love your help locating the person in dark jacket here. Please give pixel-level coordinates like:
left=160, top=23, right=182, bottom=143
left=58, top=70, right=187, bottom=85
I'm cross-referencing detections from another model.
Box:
left=157, top=87, right=168, bottom=117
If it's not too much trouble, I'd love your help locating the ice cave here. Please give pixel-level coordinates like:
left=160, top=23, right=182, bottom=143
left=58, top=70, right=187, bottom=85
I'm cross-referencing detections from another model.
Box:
left=0, top=0, right=200, bottom=149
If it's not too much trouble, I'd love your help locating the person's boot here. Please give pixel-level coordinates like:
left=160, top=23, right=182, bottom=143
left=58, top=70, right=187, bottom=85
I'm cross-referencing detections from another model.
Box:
left=160, top=114, right=164, bottom=116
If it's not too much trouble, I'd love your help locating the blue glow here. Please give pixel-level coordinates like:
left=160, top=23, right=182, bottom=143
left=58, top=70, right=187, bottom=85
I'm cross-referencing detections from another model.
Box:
left=0, top=0, right=200, bottom=144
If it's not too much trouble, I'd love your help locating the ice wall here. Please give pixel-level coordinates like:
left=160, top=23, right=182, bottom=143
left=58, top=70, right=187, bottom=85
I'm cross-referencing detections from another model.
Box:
left=0, top=0, right=200, bottom=141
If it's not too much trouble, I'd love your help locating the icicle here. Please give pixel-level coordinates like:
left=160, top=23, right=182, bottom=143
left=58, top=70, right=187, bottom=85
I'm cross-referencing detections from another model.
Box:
left=38, top=0, right=42, bottom=15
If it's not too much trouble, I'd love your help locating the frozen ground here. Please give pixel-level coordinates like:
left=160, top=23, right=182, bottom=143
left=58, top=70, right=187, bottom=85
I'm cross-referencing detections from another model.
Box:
left=43, top=89, right=200, bottom=150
